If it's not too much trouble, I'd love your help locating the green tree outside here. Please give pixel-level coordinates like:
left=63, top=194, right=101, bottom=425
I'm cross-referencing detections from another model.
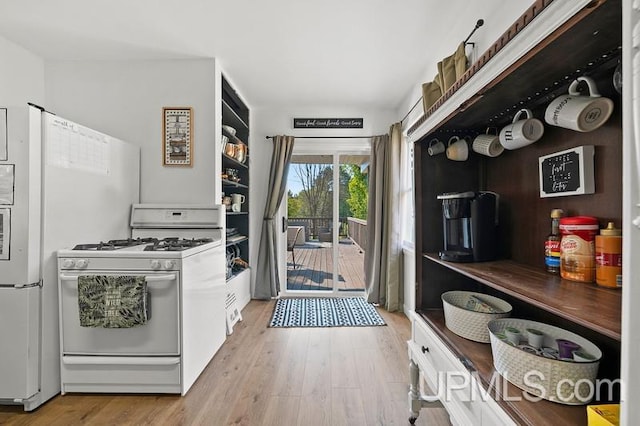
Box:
left=345, top=164, right=368, bottom=220
left=287, top=190, right=302, bottom=217
left=287, top=162, right=368, bottom=221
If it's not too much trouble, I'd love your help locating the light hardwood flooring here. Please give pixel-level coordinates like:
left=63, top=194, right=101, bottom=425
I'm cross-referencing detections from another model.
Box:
left=0, top=300, right=450, bottom=426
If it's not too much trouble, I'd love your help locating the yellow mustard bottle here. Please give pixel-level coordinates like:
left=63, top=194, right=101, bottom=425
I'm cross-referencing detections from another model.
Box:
left=595, top=222, right=622, bottom=288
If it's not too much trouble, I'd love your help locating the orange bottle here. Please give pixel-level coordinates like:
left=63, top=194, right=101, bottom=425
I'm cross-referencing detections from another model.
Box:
left=595, top=222, right=622, bottom=288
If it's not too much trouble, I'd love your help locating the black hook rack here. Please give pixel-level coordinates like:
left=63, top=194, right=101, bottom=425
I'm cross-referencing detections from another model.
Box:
left=463, top=19, right=484, bottom=47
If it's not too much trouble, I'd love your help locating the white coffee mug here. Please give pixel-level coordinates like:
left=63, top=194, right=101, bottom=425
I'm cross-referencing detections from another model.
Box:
left=472, top=129, right=504, bottom=157
left=446, top=136, right=468, bottom=161
left=428, top=138, right=445, bottom=156
left=544, top=76, right=614, bottom=132
left=231, top=203, right=241, bottom=212
left=231, top=194, right=245, bottom=205
left=499, top=108, right=545, bottom=150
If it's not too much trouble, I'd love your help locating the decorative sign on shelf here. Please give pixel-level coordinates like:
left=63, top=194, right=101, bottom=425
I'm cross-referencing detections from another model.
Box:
left=539, top=145, right=595, bottom=198
left=293, top=118, right=363, bottom=129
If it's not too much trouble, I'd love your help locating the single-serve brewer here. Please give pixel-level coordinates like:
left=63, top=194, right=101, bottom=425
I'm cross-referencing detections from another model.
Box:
left=437, top=191, right=499, bottom=262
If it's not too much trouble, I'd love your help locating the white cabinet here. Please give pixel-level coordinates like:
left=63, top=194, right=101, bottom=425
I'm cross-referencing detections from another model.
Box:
left=408, top=313, right=513, bottom=426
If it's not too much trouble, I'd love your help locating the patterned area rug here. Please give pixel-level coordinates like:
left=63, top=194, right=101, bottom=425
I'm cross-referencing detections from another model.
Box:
left=269, top=297, right=386, bottom=328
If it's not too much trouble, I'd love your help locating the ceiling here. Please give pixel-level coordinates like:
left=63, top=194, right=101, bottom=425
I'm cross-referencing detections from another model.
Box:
left=0, top=0, right=531, bottom=111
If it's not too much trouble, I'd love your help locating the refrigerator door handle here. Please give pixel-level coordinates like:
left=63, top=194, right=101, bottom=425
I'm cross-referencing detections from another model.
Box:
left=6, top=282, right=41, bottom=289
left=59, top=273, right=177, bottom=282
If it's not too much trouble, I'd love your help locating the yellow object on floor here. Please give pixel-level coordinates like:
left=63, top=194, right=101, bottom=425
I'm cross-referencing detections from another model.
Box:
left=587, top=404, right=619, bottom=426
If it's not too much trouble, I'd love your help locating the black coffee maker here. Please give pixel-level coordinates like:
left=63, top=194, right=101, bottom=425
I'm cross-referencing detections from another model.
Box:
left=437, top=191, right=499, bottom=262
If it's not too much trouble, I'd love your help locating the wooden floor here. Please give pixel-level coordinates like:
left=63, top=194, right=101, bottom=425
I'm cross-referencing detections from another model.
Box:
left=0, top=300, right=451, bottom=426
left=287, top=239, right=366, bottom=291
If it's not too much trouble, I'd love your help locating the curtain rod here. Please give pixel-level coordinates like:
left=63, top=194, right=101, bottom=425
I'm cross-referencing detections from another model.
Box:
left=265, top=135, right=376, bottom=140
left=463, top=19, right=484, bottom=46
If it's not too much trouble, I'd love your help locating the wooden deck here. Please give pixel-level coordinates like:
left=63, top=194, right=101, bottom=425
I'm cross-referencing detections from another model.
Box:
left=287, top=239, right=365, bottom=291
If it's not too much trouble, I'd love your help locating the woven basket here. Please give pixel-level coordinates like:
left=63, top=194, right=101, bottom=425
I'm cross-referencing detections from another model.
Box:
left=487, top=318, right=602, bottom=405
left=441, top=291, right=512, bottom=343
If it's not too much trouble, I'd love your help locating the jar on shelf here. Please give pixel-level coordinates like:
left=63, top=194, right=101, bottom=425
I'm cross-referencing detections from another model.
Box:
left=559, top=216, right=599, bottom=283
left=595, top=222, right=622, bottom=288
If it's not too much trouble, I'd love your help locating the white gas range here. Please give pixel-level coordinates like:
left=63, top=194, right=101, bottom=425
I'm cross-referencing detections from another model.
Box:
left=57, top=205, right=226, bottom=395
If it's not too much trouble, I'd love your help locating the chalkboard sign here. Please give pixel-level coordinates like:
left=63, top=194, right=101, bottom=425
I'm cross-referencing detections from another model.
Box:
left=293, top=118, right=363, bottom=129
left=539, top=145, right=595, bottom=198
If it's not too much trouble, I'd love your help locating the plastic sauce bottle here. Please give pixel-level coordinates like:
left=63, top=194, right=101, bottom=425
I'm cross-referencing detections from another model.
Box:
left=559, top=216, right=599, bottom=283
left=595, top=222, right=622, bottom=288
left=545, top=209, right=564, bottom=274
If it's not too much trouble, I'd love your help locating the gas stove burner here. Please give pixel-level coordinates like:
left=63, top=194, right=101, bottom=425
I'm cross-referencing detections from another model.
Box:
left=108, top=237, right=159, bottom=246
left=72, top=237, right=160, bottom=251
left=143, top=237, right=215, bottom=252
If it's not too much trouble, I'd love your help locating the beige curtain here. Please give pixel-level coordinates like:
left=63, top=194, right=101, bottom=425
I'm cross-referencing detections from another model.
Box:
left=253, top=135, right=295, bottom=299
left=422, top=42, right=468, bottom=113
left=364, top=123, right=403, bottom=311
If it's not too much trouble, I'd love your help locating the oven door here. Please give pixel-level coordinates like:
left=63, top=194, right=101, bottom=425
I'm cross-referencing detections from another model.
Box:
left=59, top=271, right=180, bottom=356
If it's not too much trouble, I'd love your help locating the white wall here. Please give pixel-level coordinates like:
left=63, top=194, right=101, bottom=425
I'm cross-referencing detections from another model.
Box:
left=44, top=59, right=218, bottom=204
left=0, top=36, right=45, bottom=107
left=251, top=106, right=395, bottom=293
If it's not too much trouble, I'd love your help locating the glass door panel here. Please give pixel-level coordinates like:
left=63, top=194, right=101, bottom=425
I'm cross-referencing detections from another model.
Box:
left=337, top=155, right=368, bottom=292
left=286, top=155, right=333, bottom=291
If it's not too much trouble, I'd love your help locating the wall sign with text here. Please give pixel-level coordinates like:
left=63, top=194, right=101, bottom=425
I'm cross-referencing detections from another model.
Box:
left=539, top=145, right=595, bottom=198
left=293, top=118, right=363, bottom=129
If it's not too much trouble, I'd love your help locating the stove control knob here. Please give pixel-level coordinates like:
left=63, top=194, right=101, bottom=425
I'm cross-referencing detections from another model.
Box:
left=163, top=260, right=175, bottom=270
left=75, top=259, right=89, bottom=269
left=150, top=260, right=161, bottom=270
left=62, top=259, right=75, bottom=268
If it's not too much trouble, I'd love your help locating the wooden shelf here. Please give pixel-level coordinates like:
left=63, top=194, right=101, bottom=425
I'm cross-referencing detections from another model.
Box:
left=222, top=99, right=249, bottom=131
left=419, top=309, right=588, bottom=425
left=222, top=178, right=248, bottom=189
left=422, top=253, right=622, bottom=341
left=222, top=153, right=248, bottom=169
left=226, top=236, right=248, bottom=246
left=222, top=127, right=248, bottom=146
left=226, top=211, right=248, bottom=216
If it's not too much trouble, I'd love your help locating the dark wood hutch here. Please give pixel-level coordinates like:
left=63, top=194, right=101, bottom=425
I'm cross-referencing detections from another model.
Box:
left=409, top=0, right=622, bottom=424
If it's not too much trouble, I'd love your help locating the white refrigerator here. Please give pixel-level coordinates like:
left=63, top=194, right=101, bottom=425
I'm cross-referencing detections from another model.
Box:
left=0, top=104, right=140, bottom=411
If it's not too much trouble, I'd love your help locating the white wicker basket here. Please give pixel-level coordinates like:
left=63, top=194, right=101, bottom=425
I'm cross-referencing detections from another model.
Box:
left=441, top=291, right=512, bottom=343
left=487, top=318, right=602, bottom=405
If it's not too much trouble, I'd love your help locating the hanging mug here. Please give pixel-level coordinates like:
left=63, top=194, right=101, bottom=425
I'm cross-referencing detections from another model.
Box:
left=445, top=136, right=468, bottom=161
left=428, top=138, right=446, bottom=156
left=472, top=128, right=504, bottom=157
left=544, top=76, right=614, bottom=132
left=499, top=109, right=545, bottom=150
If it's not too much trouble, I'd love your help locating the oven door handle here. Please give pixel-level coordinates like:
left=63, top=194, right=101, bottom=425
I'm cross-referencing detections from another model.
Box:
left=59, top=273, right=178, bottom=282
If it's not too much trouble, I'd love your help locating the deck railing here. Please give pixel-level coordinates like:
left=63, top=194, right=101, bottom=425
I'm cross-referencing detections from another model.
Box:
left=287, top=217, right=348, bottom=241
left=346, top=217, right=367, bottom=252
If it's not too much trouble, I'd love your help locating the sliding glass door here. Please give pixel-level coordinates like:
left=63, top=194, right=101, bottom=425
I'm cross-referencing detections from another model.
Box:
left=280, top=146, right=369, bottom=297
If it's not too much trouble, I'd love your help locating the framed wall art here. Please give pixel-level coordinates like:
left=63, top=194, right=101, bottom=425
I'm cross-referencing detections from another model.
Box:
left=0, top=164, right=15, bottom=205
left=0, top=208, right=9, bottom=260
left=163, top=107, right=193, bottom=166
left=0, top=108, right=7, bottom=161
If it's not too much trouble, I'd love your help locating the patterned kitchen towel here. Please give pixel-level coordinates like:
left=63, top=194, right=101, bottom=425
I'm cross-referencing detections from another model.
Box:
left=78, top=275, right=148, bottom=328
